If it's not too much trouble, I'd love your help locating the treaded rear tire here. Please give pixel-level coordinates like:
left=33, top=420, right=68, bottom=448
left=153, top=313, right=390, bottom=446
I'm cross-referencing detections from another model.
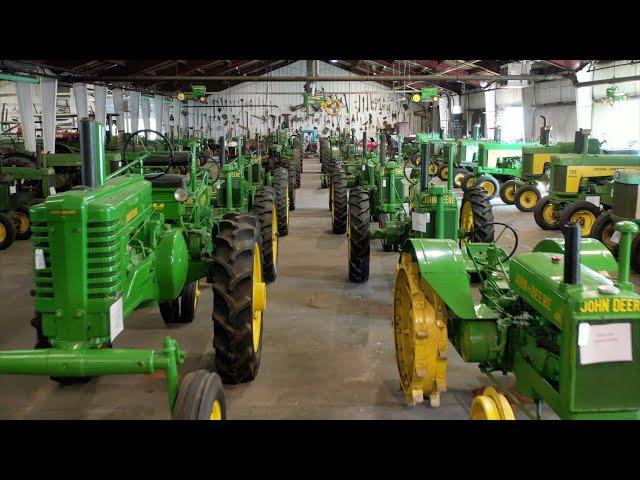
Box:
left=0, top=212, right=17, bottom=250
left=460, top=186, right=495, bottom=243
left=287, top=163, right=296, bottom=210
left=253, top=186, right=277, bottom=283
left=213, top=213, right=264, bottom=384
left=292, top=148, right=302, bottom=188
left=273, top=167, right=289, bottom=237
left=348, top=187, right=370, bottom=283
left=331, top=169, right=348, bottom=234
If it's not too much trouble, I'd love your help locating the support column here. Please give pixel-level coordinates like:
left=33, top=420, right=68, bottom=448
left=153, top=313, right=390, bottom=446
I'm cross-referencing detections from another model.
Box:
left=484, top=89, right=496, bottom=139
left=129, top=91, right=141, bottom=133
left=438, top=97, right=449, bottom=136
left=16, top=82, right=36, bottom=152
left=576, top=66, right=593, bottom=130
left=154, top=95, right=164, bottom=134
left=40, top=77, right=58, bottom=154
left=73, top=83, right=88, bottom=119
left=94, top=85, right=107, bottom=127
left=522, top=85, right=536, bottom=141
left=141, top=95, right=151, bottom=131
left=112, top=88, right=125, bottom=132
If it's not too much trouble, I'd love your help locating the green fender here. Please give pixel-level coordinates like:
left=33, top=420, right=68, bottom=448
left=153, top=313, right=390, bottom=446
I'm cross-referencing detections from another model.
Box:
left=404, top=238, right=496, bottom=320
left=156, top=229, right=189, bottom=302
left=533, top=238, right=618, bottom=274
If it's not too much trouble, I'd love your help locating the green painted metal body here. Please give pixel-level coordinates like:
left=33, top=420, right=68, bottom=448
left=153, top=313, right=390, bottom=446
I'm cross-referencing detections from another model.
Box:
left=609, top=169, right=640, bottom=226
left=405, top=221, right=640, bottom=419
left=472, top=142, right=539, bottom=179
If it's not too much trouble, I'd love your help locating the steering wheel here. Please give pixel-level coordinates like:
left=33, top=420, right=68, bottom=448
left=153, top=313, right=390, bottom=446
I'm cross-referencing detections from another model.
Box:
left=122, top=129, right=174, bottom=179
left=463, top=221, right=519, bottom=264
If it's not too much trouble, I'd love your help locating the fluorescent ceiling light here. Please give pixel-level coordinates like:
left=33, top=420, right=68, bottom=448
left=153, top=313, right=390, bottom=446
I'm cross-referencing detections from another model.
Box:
left=330, top=60, right=338, bottom=63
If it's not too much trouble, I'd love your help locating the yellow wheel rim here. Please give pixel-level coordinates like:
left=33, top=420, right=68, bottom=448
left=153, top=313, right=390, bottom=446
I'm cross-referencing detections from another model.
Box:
left=470, top=387, right=515, bottom=420
left=480, top=180, right=495, bottom=196
left=460, top=201, right=474, bottom=239
left=441, top=166, right=448, bottom=179
left=454, top=172, right=466, bottom=186
left=14, top=211, right=30, bottom=234
left=252, top=244, right=266, bottom=352
left=503, top=185, right=516, bottom=202
left=542, top=203, right=556, bottom=225
left=465, top=176, right=475, bottom=188
left=570, top=210, right=597, bottom=236
left=0, top=223, right=6, bottom=243
left=272, top=203, right=278, bottom=263
left=209, top=400, right=222, bottom=420
left=194, top=280, right=201, bottom=311
left=519, top=190, right=538, bottom=209
left=393, top=252, right=448, bottom=407
left=601, top=222, right=618, bottom=251
left=428, top=163, right=437, bottom=175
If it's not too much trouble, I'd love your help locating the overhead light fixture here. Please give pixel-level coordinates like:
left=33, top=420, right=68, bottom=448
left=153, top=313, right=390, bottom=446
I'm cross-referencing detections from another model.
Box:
left=330, top=60, right=338, bottom=63
left=411, top=93, right=422, bottom=103
left=177, top=91, right=186, bottom=102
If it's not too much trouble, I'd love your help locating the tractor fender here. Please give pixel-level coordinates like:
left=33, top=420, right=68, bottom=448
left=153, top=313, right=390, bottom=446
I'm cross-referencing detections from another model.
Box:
left=156, top=229, right=189, bottom=302
left=403, top=238, right=490, bottom=320
left=533, top=238, right=618, bottom=274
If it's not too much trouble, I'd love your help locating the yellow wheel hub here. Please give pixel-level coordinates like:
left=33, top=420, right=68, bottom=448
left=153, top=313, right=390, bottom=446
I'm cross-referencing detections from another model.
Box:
left=440, top=167, right=448, bottom=179
left=465, top=177, right=475, bottom=189
left=272, top=204, right=278, bottom=263
left=460, top=201, right=474, bottom=241
left=252, top=244, right=266, bottom=352
left=454, top=172, right=466, bottom=186
left=470, top=387, right=515, bottom=420
left=601, top=222, right=618, bottom=251
left=519, top=190, right=538, bottom=209
left=428, top=163, right=438, bottom=175
left=503, top=185, right=516, bottom=202
left=542, top=203, right=557, bottom=226
left=209, top=400, right=222, bottom=420
left=570, top=210, right=597, bottom=236
left=480, top=180, right=495, bottom=196
left=14, top=211, right=30, bottom=234
left=393, top=252, right=448, bottom=407
left=0, top=223, right=6, bottom=243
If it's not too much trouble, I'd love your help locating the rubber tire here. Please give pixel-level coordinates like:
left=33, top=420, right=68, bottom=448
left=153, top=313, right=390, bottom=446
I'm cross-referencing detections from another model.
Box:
left=461, top=186, right=495, bottom=243
left=590, top=210, right=618, bottom=256
left=272, top=167, right=289, bottom=237
left=292, top=149, right=302, bottom=188
left=252, top=186, right=277, bottom=283
left=558, top=201, right=602, bottom=237
left=348, top=187, right=370, bottom=283
left=287, top=163, right=296, bottom=211
left=172, top=370, right=227, bottom=420
left=460, top=173, right=476, bottom=192
left=499, top=179, right=520, bottom=205
left=631, top=234, right=640, bottom=274
left=378, top=213, right=394, bottom=252
left=474, top=175, right=500, bottom=200
left=436, top=163, right=449, bottom=181
left=534, top=196, right=560, bottom=230
left=452, top=168, right=469, bottom=189
left=213, top=213, right=263, bottom=384
left=320, top=149, right=330, bottom=188
left=0, top=212, right=17, bottom=250
left=514, top=185, right=541, bottom=213
left=331, top=169, right=348, bottom=234
left=159, top=281, right=199, bottom=324
left=13, top=206, right=32, bottom=240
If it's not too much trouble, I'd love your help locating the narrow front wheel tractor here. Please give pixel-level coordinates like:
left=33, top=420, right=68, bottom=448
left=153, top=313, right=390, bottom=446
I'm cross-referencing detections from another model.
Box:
left=558, top=201, right=601, bottom=237
left=0, top=212, right=17, bottom=250
left=348, top=187, right=370, bottom=283
left=331, top=169, right=348, bottom=234
left=499, top=180, right=521, bottom=205
left=533, top=196, right=560, bottom=230
left=514, top=185, right=541, bottom=212
left=172, top=369, right=226, bottom=420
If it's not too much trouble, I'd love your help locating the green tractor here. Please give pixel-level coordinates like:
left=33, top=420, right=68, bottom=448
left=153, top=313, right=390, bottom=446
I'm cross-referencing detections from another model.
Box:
left=435, top=124, right=486, bottom=188
left=348, top=139, right=497, bottom=283
left=0, top=119, right=274, bottom=419
left=264, top=130, right=298, bottom=212
left=533, top=131, right=640, bottom=236
left=393, top=216, right=640, bottom=419
left=591, top=168, right=640, bottom=272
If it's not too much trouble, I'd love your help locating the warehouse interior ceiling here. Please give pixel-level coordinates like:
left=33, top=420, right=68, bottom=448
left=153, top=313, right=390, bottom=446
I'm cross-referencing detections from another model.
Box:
left=2, top=59, right=591, bottom=95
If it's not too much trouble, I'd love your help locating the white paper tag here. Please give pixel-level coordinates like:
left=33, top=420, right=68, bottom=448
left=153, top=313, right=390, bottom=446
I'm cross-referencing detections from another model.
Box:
left=412, top=212, right=429, bottom=233
left=586, top=195, right=600, bottom=207
left=9, top=184, right=17, bottom=195
left=49, top=186, right=57, bottom=196
left=402, top=203, right=410, bottom=214
left=579, top=322, right=632, bottom=365
left=362, top=164, right=366, bottom=171
left=578, top=323, right=590, bottom=346
left=109, top=296, right=124, bottom=342
left=610, top=231, right=621, bottom=244
left=34, top=248, right=46, bottom=270
left=382, top=179, right=387, bottom=187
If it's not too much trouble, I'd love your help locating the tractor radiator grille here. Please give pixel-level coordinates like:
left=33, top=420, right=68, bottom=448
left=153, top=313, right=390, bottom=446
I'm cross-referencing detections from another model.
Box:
left=32, top=221, right=53, bottom=298
left=86, top=219, right=125, bottom=299
left=550, top=166, right=568, bottom=193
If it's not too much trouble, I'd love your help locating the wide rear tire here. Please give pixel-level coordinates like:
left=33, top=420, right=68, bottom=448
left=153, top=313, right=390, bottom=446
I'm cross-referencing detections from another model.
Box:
left=252, top=186, right=278, bottom=283
left=459, top=186, right=495, bottom=243
left=272, top=167, right=289, bottom=237
left=348, top=187, right=370, bottom=283
left=331, top=169, right=348, bottom=234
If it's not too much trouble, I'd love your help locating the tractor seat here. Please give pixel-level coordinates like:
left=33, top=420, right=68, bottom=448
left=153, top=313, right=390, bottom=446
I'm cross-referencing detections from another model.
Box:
left=144, top=151, right=191, bottom=166
left=144, top=173, right=188, bottom=189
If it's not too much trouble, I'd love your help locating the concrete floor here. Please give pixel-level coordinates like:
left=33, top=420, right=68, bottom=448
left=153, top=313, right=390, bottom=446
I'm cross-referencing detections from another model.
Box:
left=0, top=156, right=638, bottom=420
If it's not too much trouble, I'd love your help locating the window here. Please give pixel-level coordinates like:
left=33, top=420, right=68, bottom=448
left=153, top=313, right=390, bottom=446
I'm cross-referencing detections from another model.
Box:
left=497, top=106, right=524, bottom=142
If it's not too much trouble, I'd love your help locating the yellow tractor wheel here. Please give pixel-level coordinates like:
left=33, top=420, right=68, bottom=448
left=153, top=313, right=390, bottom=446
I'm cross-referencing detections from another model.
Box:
left=393, top=251, right=448, bottom=407
left=533, top=196, right=560, bottom=230
left=559, top=201, right=601, bottom=237
left=470, top=387, right=515, bottom=420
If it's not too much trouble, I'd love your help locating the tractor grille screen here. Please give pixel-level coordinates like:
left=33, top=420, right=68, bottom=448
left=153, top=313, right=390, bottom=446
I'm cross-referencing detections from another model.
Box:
left=612, top=183, right=640, bottom=218
left=32, top=222, right=53, bottom=298
left=551, top=166, right=568, bottom=193
left=522, top=153, right=534, bottom=174
left=87, top=219, right=125, bottom=299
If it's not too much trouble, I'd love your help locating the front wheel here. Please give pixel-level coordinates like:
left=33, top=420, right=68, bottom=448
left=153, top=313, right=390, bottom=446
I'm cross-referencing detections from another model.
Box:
left=348, top=187, right=370, bottom=283
left=558, top=201, right=601, bottom=237
left=172, top=369, right=226, bottom=420
left=13, top=206, right=32, bottom=240
left=499, top=180, right=521, bottom=205
left=474, top=175, right=499, bottom=200
left=160, top=281, right=201, bottom=325
left=590, top=210, right=618, bottom=256
left=452, top=168, right=469, bottom=189
left=0, top=212, right=17, bottom=250
left=514, top=185, right=541, bottom=212
left=533, top=196, right=559, bottom=230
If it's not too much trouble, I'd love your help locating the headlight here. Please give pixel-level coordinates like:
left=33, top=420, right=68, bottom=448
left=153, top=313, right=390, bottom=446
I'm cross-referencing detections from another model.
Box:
left=174, top=187, right=188, bottom=202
